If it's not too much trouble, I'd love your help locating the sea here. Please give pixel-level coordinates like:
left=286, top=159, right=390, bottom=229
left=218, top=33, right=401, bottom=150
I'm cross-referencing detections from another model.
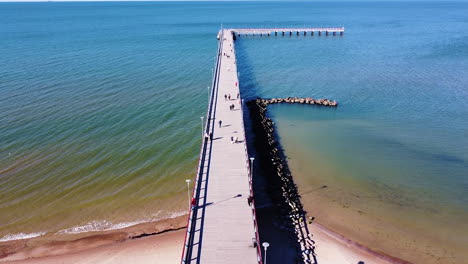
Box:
left=0, top=1, right=467, bottom=263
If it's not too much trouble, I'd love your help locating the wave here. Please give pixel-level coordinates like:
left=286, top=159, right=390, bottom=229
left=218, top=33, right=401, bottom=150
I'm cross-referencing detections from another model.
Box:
left=0, top=231, right=46, bottom=242
left=57, top=219, right=147, bottom=235
left=0, top=212, right=186, bottom=243
left=57, top=211, right=186, bottom=235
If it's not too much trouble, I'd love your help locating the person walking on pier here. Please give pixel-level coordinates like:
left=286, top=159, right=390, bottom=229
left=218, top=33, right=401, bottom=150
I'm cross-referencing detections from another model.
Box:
left=228, top=94, right=231, bottom=100
left=191, top=197, right=196, bottom=209
left=224, top=94, right=227, bottom=101
left=218, top=120, right=222, bottom=128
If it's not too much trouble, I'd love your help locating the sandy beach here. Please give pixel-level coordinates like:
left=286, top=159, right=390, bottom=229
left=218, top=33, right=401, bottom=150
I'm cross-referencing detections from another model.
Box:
left=0, top=213, right=402, bottom=264
left=1, top=229, right=185, bottom=264
left=0, top=215, right=187, bottom=263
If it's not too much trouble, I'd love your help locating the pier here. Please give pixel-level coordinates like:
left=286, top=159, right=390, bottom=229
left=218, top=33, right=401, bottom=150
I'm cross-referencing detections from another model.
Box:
left=231, top=27, right=344, bottom=37
left=181, top=29, right=261, bottom=264
left=181, top=27, right=344, bottom=264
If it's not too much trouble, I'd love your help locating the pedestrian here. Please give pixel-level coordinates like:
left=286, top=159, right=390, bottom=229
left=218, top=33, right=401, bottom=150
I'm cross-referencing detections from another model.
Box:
left=224, top=94, right=227, bottom=100
left=218, top=120, right=222, bottom=128
left=237, top=93, right=239, bottom=99
left=228, top=94, right=231, bottom=100
left=205, top=132, right=209, bottom=141
left=230, top=136, right=234, bottom=144
left=209, top=132, right=213, bottom=141
left=235, top=82, right=237, bottom=87
left=247, top=195, right=253, bottom=206
left=234, top=136, right=238, bottom=143
left=191, top=197, right=196, bottom=209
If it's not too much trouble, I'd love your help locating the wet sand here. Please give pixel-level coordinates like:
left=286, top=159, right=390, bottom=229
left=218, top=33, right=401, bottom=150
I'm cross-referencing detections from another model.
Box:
left=0, top=215, right=187, bottom=262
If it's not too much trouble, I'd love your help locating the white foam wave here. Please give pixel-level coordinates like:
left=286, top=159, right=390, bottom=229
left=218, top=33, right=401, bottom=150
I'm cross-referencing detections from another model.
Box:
left=0, top=231, right=46, bottom=242
left=169, top=211, right=186, bottom=218
left=57, top=219, right=147, bottom=234
left=57, top=212, right=186, bottom=235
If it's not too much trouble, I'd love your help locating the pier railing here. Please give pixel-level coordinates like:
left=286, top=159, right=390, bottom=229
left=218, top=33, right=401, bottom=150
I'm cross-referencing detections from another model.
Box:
left=180, top=30, right=224, bottom=264
left=232, top=32, right=263, bottom=264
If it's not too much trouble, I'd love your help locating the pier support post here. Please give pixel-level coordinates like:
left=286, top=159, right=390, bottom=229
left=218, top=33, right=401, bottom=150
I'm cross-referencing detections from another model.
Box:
left=340, top=31, right=344, bottom=36
left=333, top=32, right=336, bottom=36
left=296, top=31, right=299, bottom=36
left=304, top=31, right=306, bottom=36
left=326, top=31, right=329, bottom=36
left=275, top=31, right=278, bottom=36
left=318, top=31, right=321, bottom=36
left=282, top=31, right=285, bottom=36
left=289, top=31, right=292, bottom=36
left=311, top=31, right=314, bottom=36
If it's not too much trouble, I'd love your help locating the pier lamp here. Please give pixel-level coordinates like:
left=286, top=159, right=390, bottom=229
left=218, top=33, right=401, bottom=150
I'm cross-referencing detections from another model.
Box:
left=249, top=157, right=255, bottom=180
left=185, top=179, right=191, bottom=211
left=200, top=116, right=204, bottom=138
left=262, top=242, right=270, bottom=264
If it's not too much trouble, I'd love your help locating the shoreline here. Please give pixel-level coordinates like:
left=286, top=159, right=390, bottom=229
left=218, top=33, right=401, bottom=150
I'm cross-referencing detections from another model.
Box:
left=0, top=214, right=407, bottom=264
left=0, top=215, right=187, bottom=262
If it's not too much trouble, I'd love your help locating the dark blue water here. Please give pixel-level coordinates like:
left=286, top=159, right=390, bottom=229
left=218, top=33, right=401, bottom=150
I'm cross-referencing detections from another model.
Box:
left=0, top=1, right=467, bottom=263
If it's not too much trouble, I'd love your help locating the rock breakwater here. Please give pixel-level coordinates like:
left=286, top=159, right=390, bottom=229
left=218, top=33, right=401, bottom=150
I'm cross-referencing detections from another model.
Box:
left=258, top=97, right=338, bottom=107
left=247, top=97, right=339, bottom=264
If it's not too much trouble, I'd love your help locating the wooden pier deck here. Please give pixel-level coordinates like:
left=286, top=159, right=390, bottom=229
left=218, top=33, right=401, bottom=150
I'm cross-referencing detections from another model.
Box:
left=181, top=29, right=261, bottom=264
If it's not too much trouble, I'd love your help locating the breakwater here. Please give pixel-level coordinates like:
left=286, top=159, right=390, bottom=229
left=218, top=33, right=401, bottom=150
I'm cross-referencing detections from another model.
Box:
left=247, top=97, right=338, bottom=264
left=258, top=97, right=338, bottom=107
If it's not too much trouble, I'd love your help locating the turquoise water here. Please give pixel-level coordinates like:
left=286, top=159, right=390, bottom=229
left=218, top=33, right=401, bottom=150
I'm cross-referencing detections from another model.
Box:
left=0, top=1, right=467, bottom=262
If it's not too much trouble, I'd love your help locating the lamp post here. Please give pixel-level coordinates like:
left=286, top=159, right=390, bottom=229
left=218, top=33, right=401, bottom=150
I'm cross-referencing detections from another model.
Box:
left=200, top=116, right=204, bottom=138
left=262, top=242, right=270, bottom=264
left=185, top=179, right=191, bottom=211
left=249, top=157, right=255, bottom=182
